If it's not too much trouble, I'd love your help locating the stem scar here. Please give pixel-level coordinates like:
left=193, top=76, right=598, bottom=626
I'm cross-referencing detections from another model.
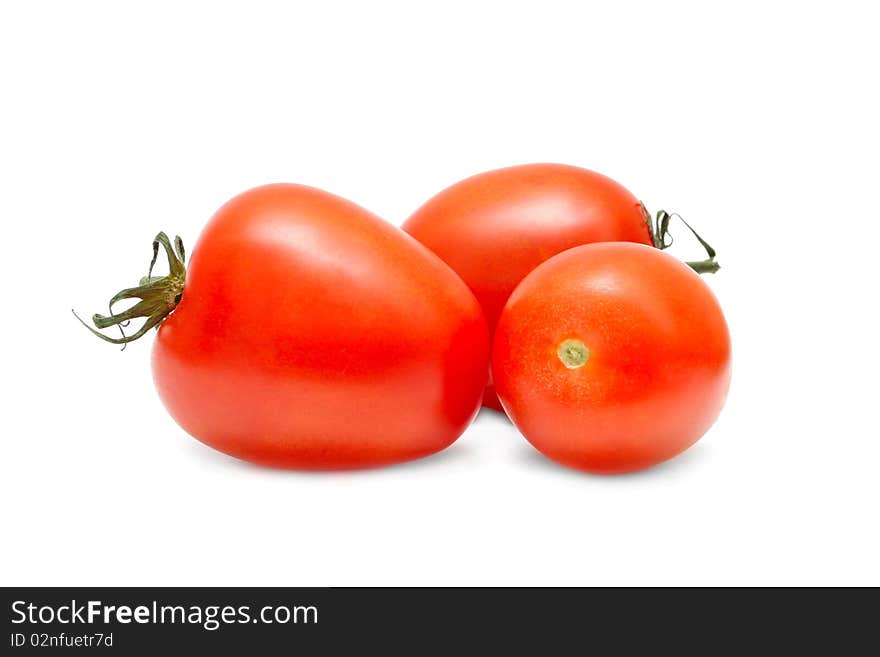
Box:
left=557, top=339, right=590, bottom=369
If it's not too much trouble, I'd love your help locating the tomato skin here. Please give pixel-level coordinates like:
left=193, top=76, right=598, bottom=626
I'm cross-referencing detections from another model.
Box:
left=152, top=184, right=489, bottom=469
left=492, top=242, right=730, bottom=474
left=403, top=163, right=653, bottom=410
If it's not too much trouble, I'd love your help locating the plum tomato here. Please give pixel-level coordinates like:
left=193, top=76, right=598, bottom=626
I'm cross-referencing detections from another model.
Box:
left=403, top=163, right=655, bottom=410
left=81, top=184, right=490, bottom=469
left=492, top=242, right=731, bottom=474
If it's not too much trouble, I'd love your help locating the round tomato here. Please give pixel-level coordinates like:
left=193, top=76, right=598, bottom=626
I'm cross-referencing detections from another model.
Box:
left=403, top=163, right=654, bottom=410
left=492, top=242, right=730, bottom=474
left=84, top=184, right=489, bottom=469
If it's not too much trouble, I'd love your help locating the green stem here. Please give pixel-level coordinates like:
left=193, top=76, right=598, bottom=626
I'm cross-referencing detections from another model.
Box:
left=685, top=258, right=721, bottom=274
left=73, top=232, right=187, bottom=347
left=641, top=205, right=720, bottom=274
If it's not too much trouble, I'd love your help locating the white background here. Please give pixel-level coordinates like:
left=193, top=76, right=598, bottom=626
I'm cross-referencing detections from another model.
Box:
left=2, top=1, right=878, bottom=586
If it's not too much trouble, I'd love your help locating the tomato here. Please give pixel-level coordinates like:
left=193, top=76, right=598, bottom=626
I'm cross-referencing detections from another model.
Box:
left=403, top=163, right=654, bottom=410
left=86, top=184, right=489, bottom=469
left=492, top=242, right=730, bottom=474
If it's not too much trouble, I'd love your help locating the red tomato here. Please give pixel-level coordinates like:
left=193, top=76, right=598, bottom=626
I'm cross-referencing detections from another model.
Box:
left=115, top=184, right=488, bottom=469
left=403, top=163, right=653, bottom=410
left=492, top=242, right=730, bottom=474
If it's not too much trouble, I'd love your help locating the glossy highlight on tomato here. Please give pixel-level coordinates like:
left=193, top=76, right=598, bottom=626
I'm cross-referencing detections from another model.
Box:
left=492, top=242, right=731, bottom=474
left=404, top=163, right=654, bottom=410
left=149, top=184, right=489, bottom=469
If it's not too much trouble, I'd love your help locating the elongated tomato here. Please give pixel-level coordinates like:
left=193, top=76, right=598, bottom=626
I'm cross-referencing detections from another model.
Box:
left=492, top=243, right=730, bottom=474
left=145, top=184, right=489, bottom=468
left=404, top=163, right=654, bottom=410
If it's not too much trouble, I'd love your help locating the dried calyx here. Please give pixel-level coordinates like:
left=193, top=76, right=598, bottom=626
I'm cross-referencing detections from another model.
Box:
left=641, top=205, right=720, bottom=274
left=73, top=232, right=186, bottom=347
